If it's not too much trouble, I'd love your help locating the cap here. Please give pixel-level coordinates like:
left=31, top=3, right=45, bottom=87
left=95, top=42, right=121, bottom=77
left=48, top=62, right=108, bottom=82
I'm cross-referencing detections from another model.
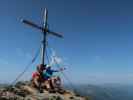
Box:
left=46, top=64, right=51, bottom=68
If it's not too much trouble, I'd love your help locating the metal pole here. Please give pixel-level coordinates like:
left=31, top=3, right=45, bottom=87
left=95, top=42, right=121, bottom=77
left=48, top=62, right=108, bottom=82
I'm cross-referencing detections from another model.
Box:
left=41, top=8, right=48, bottom=65
left=41, top=32, right=47, bottom=65
left=40, top=32, right=47, bottom=92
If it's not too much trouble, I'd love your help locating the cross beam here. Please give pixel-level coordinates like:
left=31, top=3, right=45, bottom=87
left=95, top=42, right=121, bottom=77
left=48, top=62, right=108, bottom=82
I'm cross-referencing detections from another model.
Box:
left=21, top=8, right=63, bottom=65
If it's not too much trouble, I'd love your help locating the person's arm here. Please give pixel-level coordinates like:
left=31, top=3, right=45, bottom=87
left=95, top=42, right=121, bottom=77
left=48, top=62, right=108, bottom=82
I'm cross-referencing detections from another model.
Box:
left=59, top=68, right=66, bottom=71
left=51, top=69, right=59, bottom=72
left=52, top=68, right=66, bottom=72
left=34, top=76, right=39, bottom=87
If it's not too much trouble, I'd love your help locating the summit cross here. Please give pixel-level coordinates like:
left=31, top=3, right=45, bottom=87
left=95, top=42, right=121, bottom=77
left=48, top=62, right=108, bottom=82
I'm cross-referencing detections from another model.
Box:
left=21, top=8, right=63, bottom=65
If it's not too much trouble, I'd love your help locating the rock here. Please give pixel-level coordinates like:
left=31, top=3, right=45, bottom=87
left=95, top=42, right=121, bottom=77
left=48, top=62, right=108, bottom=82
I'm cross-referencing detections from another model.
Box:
left=0, top=81, right=87, bottom=100
left=0, top=91, right=24, bottom=100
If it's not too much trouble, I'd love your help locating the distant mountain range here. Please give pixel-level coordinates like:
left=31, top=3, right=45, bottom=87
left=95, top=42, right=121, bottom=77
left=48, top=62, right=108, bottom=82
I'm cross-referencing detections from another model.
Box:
left=65, top=84, right=133, bottom=100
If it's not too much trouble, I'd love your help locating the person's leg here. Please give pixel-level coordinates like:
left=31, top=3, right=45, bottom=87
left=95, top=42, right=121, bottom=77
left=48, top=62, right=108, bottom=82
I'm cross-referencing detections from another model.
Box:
left=54, top=76, right=61, bottom=88
left=57, top=76, right=61, bottom=86
left=44, top=80, right=51, bottom=90
left=31, top=79, right=38, bottom=89
left=49, top=78, right=55, bottom=89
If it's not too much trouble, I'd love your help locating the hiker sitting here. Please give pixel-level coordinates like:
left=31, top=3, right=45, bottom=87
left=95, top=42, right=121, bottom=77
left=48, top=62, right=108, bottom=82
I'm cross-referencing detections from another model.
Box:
left=43, top=65, right=65, bottom=90
left=31, top=64, right=46, bottom=88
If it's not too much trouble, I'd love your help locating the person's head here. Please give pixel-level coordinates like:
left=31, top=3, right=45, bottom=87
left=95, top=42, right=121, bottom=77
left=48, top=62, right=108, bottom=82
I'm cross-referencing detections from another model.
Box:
left=46, top=65, right=51, bottom=70
left=36, top=64, right=46, bottom=73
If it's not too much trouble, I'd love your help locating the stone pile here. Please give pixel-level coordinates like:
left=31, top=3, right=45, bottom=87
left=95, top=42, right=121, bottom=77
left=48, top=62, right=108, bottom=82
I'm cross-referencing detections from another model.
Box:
left=0, top=81, right=87, bottom=100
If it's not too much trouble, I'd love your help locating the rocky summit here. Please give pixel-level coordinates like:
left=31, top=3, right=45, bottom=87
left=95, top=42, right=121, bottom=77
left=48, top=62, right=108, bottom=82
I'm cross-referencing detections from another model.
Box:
left=0, top=81, right=88, bottom=100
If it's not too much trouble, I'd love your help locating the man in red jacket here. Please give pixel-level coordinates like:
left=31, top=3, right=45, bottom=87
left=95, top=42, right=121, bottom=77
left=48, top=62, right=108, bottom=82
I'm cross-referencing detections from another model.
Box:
left=31, top=64, right=46, bottom=89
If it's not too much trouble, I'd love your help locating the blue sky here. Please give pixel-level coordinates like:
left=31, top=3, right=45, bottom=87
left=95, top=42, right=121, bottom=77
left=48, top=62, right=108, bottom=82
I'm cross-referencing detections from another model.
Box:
left=0, top=0, right=132, bottom=84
